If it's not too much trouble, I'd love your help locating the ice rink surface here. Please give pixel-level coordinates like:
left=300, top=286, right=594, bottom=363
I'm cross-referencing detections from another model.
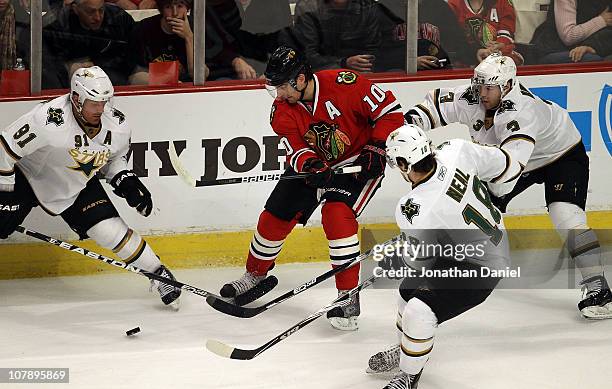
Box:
left=1, top=260, right=611, bottom=389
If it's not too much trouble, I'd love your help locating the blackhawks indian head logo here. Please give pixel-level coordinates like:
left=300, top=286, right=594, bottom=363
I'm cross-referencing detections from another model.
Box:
left=304, top=122, right=351, bottom=161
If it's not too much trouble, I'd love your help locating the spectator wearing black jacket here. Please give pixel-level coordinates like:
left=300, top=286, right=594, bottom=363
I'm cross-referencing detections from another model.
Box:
left=41, top=0, right=134, bottom=88
left=375, top=0, right=471, bottom=71
left=287, top=0, right=381, bottom=72
left=206, top=0, right=257, bottom=80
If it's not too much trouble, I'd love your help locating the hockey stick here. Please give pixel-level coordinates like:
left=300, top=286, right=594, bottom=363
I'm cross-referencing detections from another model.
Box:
left=168, top=142, right=361, bottom=187
left=205, top=234, right=402, bottom=318
left=15, top=226, right=218, bottom=300
left=205, top=273, right=377, bottom=360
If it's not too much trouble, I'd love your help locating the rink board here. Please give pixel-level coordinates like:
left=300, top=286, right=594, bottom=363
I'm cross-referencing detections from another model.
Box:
left=0, top=70, right=611, bottom=279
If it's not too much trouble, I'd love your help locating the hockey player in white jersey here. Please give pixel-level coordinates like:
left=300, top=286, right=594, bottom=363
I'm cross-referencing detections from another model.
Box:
left=369, top=124, right=520, bottom=389
left=0, top=66, right=181, bottom=308
left=404, top=53, right=611, bottom=320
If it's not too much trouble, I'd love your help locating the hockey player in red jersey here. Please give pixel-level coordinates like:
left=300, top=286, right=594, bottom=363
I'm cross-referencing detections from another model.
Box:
left=220, top=46, right=404, bottom=331
left=447, top=0, right=524, bottom=65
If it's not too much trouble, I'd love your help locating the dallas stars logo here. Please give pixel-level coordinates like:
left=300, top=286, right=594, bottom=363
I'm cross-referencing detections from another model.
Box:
left=497, top=100, right=517, bottom=115
left=112, top=108, right=125, bottom=124
left=46, top=107, right=64, bottom=126
left=401, top=198, right=421, bottom=223
left=67, top=148, right=110, bottom=178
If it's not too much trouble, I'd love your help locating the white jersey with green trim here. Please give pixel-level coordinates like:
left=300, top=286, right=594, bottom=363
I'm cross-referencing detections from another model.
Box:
left=0, top=94, right=130, bottom=214
left=394, top=139, right=511, bottom=270
left=408, top=82, right=582, bottom=173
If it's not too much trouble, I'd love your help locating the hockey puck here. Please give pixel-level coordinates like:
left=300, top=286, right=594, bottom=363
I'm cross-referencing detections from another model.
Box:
left=126, top=327, right=141, bottom=336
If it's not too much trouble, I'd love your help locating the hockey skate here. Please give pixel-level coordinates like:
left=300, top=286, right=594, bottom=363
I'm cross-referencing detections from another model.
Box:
left=151, top=265, right=181, bottom=309
left=327, top=291, right=360, bottom=331
left=220, top=271, right=278, bottom=306
left=367, top=344, right=400, bottom=375
left=578, top=275, right=612, bottom=319
left=383, top=369, right=423, bottom=389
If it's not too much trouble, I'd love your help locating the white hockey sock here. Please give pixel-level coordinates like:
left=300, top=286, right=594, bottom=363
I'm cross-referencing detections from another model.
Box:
left=548, top=202, right=604, bottom=281
left=399, top=298, right=437, bottom=375
left=87, top=218, right=161, bottom=273
left=569, top=228, right=604, bottom=282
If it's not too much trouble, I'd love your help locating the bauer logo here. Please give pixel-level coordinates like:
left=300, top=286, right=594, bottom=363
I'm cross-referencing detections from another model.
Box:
left=598, top=84, right=612, bottom=157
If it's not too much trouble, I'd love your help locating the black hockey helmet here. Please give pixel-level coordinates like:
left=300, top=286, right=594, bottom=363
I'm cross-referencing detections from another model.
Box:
left=264, top=46, right=312, bottom=88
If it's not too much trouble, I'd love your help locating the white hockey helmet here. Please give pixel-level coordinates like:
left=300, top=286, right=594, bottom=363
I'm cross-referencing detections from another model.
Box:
left=385, top=124, right=432, bottom=174
left=471, top=52, right=517, bottom=96
left=70, top=66, right=114, bottom=112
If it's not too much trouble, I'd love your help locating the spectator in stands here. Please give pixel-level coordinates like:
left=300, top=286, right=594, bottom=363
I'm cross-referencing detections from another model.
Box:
left=128, top=0, right=209, bottom=84
left=206, top=0, right=257, bottom=80
left=236, top=0, right=292, bottom=74
left=286, top=0, right=380, bottom=72
left=532, top=0, right=612, bottom=63
left=375, top=0, right=471, bottom=71
left=447, top=0, right=524, bottom=65
left=41, top=0, right=134, bottom=88
left=0, top=0, right=16, bottom=74
left=106, top=0, right=158, bottom=11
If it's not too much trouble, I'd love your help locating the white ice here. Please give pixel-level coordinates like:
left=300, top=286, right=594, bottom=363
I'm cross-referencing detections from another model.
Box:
left=1, top=257, right=611, bottom=389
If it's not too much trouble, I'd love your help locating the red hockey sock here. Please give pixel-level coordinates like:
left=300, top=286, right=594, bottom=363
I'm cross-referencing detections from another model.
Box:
left=322, top=202, right=360, bottom=290
left=246, top=210, right=299, bottom=276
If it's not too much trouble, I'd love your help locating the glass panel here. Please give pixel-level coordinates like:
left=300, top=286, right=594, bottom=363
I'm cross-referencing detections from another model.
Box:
left=39, top=0, right=134, bottom=90
left=0, top=0, right=46, bottom=96
left=521, top=0, right=612, bottom=65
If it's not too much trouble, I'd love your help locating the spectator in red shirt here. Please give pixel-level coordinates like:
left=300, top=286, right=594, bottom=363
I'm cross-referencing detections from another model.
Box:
left=128, top=0, right=210, bottom=83
left=447, top=0, right=524, bottom=65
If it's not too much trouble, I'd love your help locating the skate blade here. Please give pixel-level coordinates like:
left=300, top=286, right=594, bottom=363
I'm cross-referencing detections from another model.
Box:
left=168, top=298, right=181, bottom=311
left=328, top=316, right=358, bottom=331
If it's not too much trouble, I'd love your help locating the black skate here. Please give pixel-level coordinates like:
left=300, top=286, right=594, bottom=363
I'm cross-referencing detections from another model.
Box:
left=151, top=265, right=181, bottom=309
left=367, top=344, right=400, bottom=375
left=578, top=275, right=612, bottom=319
left=327, top=291, right=360, bottom=331
left=220, top=271, right=278, bottom=306
left=383, top=369, right=423, bottom=389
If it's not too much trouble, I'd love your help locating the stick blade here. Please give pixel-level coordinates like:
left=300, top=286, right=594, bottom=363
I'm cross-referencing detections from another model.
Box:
left=206, top=295, right=262, bottom=318
left=233, top=275, right=278, bottom=306
left=168, top=143, right=197, bottom=187
left=205, top=339, right=256, bottom=360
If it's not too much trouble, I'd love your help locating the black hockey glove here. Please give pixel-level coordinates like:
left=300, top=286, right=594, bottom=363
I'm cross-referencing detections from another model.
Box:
left=0, top=189, right=31, bottom=239
left=354, top=140, right=386, bottom=182
left=110, top=170, right=153, bottom=217
left=303, top=158, right=333, bottom=188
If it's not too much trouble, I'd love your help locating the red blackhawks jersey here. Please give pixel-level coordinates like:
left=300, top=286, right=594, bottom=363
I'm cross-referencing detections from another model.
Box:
left=447, top=0, right=517, bottom=55
left=270, top=69, right=404, bottom=172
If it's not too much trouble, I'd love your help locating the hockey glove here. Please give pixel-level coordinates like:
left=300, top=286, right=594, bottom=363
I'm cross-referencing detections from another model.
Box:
left=110, top=170, right=153, bottom=217
left=404, top=109, right=424, bottom=128
left=354, top=140, right=386, bottom=182
left=303, top=158, right=333, bottom=188
left=0, top=189, right=31, bottom=239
